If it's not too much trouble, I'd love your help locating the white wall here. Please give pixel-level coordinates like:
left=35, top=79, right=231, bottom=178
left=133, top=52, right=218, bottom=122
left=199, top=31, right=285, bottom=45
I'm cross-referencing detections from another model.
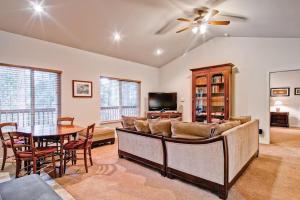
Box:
left=160, top=37, right=300, bottom=144
left=270, top=70, right=300, bottom=127
left=0, top=31, right=160, bottom=126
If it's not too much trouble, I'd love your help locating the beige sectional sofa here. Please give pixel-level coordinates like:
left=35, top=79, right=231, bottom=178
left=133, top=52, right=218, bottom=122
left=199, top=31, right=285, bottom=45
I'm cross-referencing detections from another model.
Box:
left=116, top=119, right=259, bottom=199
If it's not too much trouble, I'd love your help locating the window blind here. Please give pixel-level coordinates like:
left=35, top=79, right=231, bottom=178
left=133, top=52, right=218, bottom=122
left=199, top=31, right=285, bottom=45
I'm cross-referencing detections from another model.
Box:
left=100, top=77, right=140, bottom=121
left=0, top=64, right=61, bottom=126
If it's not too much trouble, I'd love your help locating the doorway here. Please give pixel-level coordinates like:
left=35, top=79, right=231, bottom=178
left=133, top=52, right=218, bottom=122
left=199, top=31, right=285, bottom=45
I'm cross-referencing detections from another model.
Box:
left=269, top=70, right=300, bottom=144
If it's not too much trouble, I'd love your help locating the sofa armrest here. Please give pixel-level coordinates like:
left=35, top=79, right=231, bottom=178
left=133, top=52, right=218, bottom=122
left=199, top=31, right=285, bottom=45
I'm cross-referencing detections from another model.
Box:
left=117, top=129, right=164, bottom=165
left=222, top=119, right=259, bottom=182
left=165, top=136, right=226, bottom=185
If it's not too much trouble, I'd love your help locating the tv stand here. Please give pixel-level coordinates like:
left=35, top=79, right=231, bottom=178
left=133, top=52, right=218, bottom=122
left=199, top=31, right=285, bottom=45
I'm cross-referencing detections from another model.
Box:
left=147, top=112, right=182, bottom=120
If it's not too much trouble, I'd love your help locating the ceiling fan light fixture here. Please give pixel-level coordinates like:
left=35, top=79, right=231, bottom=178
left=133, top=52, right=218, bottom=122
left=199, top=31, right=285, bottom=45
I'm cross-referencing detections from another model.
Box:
left=192, top=27, right=199, bottom=34
left=200, top=24, right=207, bottom=34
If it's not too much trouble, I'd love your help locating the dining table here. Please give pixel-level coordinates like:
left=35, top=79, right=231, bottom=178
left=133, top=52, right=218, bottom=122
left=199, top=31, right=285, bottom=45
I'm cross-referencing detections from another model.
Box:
left=17, top=124, right=85, bottom=177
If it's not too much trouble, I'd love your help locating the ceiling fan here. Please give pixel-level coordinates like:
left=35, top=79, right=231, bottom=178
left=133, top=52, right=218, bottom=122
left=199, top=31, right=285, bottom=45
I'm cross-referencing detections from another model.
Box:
left=176, top=7, right=230, bottom=33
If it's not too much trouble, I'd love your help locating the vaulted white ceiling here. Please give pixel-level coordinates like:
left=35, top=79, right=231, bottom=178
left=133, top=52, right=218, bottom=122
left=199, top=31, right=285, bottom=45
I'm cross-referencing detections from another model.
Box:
left=1, top=0, right=300, bottom=67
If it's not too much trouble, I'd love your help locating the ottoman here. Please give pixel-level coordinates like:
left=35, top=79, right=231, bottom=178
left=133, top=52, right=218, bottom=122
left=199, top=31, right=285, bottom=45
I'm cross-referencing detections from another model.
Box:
left=92, top=126, right=116, bottom=147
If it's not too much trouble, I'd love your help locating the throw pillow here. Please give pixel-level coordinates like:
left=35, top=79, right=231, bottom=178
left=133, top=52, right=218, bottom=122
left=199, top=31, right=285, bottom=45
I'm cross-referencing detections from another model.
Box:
left=214, top=120, right=241, bottom=135
left=134, top=120, right=151, bottom=133
left=171, top=121, right=215, bottom=139
left=148, top=119, right=172, bottom=137
left=229, top=116, right=251, bottom=124
left=121, top=116, right=147, bottom=129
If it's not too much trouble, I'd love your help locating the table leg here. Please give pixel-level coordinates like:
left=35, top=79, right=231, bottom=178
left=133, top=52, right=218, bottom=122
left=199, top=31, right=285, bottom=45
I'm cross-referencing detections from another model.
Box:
left=59, top=135, right=64, bottom=177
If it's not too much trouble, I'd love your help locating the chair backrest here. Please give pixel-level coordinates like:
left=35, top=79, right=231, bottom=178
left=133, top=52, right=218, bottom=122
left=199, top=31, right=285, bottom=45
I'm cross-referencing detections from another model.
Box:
left=84, top=123, right=95, bottom=145
left=0, top=122, right=18, bottom=142
left=8, top=132, right=35, bottom=158
left=57, top=117, right=74, bottom=126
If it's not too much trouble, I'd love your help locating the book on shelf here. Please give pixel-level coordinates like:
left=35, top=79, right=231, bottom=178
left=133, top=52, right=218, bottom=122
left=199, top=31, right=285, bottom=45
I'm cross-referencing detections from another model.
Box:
left=212, top=75, right=224, bottom=84
left=196, top=77, right=207, bottom=85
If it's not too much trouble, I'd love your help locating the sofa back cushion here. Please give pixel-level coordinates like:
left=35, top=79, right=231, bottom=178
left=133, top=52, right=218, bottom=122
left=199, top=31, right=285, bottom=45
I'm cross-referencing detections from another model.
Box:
left=148, top=119, right=172, bottom=137
left=171, top=121, right=215, bottom=139
left=134, top=120, right=151, bottom=133
left=229, top=116, right=251, bottom=124
left=215, top=120, right=241, bottom=135
left=121, top=116, right=147, bottom=129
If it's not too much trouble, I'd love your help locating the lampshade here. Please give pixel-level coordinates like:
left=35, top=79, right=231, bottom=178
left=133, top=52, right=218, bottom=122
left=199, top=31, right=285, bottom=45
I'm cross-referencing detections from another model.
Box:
left=274, top=100, right=282, bottom=106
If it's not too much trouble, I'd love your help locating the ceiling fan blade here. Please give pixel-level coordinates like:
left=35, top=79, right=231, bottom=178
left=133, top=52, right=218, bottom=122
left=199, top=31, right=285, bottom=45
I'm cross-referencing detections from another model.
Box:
left=208, top=20, right=230, bottom=25
left=195, top=7, right=209, bottom=15
left=155, top=19, right=179, bottom=35
left=177, top=18, right=192, bottom=22
left=194, top=15, right=203, bottom=21
left=176, top=26, right=190, bottom=33
left=219, top=13, right=247, bottom=21
left=210, top=9, right=219, bottom=17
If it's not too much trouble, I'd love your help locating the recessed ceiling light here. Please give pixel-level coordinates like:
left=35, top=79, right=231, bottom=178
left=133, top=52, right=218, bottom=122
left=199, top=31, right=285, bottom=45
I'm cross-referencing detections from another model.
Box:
left=112, top=31, right=122, bottom=42
left=31, top=1, right=44, bottom=14
left=154, top=48, right=164, bottom=56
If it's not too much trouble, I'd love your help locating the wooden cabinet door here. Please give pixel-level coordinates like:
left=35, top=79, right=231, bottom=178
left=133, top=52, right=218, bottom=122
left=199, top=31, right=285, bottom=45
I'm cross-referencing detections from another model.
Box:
left=192, top=70, right=209, bottom=122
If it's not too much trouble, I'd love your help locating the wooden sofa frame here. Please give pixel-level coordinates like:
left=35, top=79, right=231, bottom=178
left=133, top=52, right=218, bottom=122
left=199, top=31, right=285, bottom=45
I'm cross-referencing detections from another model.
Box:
left=116, top=127, right=259, bottom=199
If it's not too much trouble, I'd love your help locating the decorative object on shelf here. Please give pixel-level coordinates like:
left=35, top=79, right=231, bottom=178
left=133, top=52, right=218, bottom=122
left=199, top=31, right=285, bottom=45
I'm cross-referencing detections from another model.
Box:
left=274, top=100, right=282, bottom=112
left=72, top=80, right=93, bottom=98
left=191, top=63, right=233, bottom=123
left=295, top=88, right=300, bottom=95
left=270, top=87, right=290, bottom=97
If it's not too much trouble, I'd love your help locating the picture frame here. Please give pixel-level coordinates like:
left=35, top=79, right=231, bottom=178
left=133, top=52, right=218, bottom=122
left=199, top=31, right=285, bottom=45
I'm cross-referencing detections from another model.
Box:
left=72, top=80, right=93, bottom=98
left=270, top=87, right=290, bottom=97
left=295, top=88, right=300, bottom=95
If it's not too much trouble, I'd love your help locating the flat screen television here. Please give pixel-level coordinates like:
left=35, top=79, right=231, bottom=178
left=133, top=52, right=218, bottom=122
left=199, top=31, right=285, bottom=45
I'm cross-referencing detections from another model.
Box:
left=148, top=92, right=177, bottom=111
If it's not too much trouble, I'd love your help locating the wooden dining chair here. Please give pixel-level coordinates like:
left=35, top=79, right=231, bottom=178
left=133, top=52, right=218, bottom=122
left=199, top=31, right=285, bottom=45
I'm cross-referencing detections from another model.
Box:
left=9, top=131, right=57, bottom=178
left=0, top=122, right=18, bottom=170
left=63, top=123, right=95, bottom=173
left=57, top=117, right=74, bottom=126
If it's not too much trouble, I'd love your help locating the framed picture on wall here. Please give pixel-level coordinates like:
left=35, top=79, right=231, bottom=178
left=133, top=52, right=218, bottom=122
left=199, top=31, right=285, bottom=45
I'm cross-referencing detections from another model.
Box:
left=295, top=88, right=300, bottom=95
left=270, top=87, right=290, bottom=97
left=72, top=80, right=93, bottom=98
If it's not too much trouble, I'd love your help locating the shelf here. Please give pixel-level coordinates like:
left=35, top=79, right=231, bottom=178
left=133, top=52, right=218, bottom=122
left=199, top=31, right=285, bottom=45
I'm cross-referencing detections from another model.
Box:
left=196, top=84, right=207, bottom=87
left=211, top=82, right=224, bottom=85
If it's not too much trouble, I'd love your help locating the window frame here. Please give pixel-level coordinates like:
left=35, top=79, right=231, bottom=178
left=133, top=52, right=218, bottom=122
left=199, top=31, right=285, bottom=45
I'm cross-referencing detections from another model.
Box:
left=100, top=76, right=141, bottom=123
left=0, top=63, right=62, bottom=126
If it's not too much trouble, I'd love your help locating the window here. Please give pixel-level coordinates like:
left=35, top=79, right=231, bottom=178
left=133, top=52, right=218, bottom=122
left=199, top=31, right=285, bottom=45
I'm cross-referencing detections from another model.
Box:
left=100, top=76, right=140, bottom=121
left=0, top=64, right=61, bottom=126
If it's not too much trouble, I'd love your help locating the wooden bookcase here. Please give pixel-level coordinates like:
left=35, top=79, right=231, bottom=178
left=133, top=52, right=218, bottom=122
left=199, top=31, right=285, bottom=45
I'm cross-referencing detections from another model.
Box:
left=191, top=63, right=233, bottom=123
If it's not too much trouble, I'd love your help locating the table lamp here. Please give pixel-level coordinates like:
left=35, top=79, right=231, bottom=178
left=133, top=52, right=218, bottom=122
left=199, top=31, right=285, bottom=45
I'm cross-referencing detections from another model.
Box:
left=274, top=100, right=282, bottom=112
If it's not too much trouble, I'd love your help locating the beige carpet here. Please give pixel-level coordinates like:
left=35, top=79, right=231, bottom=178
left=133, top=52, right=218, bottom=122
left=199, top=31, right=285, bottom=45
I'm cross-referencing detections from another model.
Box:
left=1, top=127, right=300, bottom=200
left=54, top=127, right=300, bottom=200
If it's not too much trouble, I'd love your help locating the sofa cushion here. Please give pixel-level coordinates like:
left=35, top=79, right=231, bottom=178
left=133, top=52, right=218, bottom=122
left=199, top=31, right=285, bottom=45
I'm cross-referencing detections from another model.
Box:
left=148, top=119, right=172, bottom=137
left=79, top=127, right=115, bottom=141
left=121, top=116, right=147, bottom=129
left=215, top=120, right=241, bottom=135
left=229, top=116, right=251, bottom=124
left=171, top=121, right=215, bottom=139
left=134, top=120, right=151, bottom=133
